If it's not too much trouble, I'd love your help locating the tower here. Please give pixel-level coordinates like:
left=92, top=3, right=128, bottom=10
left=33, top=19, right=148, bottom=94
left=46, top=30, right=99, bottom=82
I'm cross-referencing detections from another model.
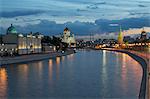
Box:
left=140, top=28, right=147, bottom=41
left=118, top=26, right=123, bottom=46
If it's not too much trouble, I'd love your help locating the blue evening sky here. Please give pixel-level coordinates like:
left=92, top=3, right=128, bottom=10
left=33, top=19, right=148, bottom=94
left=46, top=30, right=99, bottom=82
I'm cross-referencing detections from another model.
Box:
left=0, top=0, right=150, bottom=35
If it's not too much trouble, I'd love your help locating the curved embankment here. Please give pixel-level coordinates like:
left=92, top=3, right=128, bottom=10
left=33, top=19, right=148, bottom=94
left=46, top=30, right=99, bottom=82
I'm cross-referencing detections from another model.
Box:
left=102, top=49, right=147, bottom=99
left=0, top=50, right=75, bottom=66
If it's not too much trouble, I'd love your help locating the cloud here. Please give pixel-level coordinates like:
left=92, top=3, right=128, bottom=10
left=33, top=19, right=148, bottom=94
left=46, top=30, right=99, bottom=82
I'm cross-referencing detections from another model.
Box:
left=86, top=5, right=99, bottom=9
left=86, top=2, right=106, bottom=10
left=0, top=17, right=150, bottom=36
left=95, top=2, right=107, bottom=5
left=95, top=17, right=150, bottom=32
left=12, top=20, right=99, bottom=35
left=76, top=9, right=88, bottom=12
left=138, top=4, right=147, bottom=7
left=129, top=12, right=150, bottom=16
left=137, top=1, right=150, bottom=4
left=0, top=10, right=46, bottom=18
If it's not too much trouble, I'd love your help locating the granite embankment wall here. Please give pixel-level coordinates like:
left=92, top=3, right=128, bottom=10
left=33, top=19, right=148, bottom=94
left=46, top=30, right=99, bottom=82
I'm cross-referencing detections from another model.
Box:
left=0, top=50, right=74, bottom=66
left=102, top=49, right=148, bottom=99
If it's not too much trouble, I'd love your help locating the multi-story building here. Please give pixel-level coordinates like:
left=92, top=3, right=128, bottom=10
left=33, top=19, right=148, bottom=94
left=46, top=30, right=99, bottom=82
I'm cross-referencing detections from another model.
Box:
left=1, top=24, right=43, bottom=56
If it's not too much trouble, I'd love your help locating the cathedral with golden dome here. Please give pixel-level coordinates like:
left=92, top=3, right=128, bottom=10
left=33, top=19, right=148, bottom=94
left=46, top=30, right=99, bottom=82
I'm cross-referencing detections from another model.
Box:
left=61, top=27, right=76, bottom=47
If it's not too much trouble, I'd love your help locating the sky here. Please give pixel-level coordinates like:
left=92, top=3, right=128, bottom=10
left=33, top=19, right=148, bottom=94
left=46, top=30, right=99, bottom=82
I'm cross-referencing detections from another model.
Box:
left=0, top=0, right=150, bottom=35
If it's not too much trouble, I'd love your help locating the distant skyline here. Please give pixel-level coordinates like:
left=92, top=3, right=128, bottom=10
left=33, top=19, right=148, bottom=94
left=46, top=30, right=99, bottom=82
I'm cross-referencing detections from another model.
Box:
left=0, top=0, right=150, bottom=35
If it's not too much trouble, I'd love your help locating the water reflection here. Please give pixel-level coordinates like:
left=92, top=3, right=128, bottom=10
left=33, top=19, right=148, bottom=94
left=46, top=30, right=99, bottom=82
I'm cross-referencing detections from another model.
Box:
left=0, top=68, right=8, bottom=97
left=56, top=57, right=60, bottom=79
left=49, top=59, right=53, bottom=80
left=67, top=54, right=74, bottom=60
left=18, top=64, right=29, bottom=84
left=49, top=59, right=53, bottom=67
left=36, top=61, right=43, bottom=79
left=56, top=57, right=60, bottom=65
left=0, top=50, right=143, bottom=98
left=102, top=50, right=106, bottom=66
left=119, top=53, right=142, bottom=95
left=121, top=54, right=128, bottom=93
left=102, top=50, right=107, bottom=90
left=102, top=50, right=107, bottom=77
left=37, top=61, right=43, bottom=71
left=62, top=56, right=65, bottom=61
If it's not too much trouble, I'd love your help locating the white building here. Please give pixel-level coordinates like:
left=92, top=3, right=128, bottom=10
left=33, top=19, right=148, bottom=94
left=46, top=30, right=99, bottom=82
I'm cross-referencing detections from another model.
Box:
left=61, top=27, right=76, bottom=47
left=1, top=24, right=43, bottom=56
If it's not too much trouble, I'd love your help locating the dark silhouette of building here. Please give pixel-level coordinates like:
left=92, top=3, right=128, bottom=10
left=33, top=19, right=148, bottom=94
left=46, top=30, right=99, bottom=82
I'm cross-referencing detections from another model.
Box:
left=140, top=29, right=147, bottom=41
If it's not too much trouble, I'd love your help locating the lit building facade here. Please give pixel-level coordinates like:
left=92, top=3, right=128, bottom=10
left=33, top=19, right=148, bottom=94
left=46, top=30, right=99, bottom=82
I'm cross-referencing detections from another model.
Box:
left=61, top=27, right=76, bottom=47
left=1, top=24, right=43, bottom=55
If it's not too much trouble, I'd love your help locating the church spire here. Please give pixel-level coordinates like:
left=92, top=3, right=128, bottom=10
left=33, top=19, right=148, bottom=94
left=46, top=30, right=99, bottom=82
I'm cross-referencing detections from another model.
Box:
left=118, top=25, right=123, bottom=45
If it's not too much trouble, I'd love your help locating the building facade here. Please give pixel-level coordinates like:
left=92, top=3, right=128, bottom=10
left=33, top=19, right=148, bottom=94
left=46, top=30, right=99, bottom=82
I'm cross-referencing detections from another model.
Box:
left=61, top=27, right=76, bottom=47
left=1, top=24, right=43, bottom=56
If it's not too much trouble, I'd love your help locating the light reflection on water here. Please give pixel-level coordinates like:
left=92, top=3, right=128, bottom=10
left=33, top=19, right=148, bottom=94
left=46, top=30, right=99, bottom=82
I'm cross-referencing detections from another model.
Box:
left=121, top=54, right=128, bottom=93
left=102, top=50, right=106, bottom=66
left=48, top=59, right=53, bottom=81
left=0, top=50, right=142, bottom=98
left=0, top=68, right=7, bottom=97
left=102, top=50, right=107, bottom=87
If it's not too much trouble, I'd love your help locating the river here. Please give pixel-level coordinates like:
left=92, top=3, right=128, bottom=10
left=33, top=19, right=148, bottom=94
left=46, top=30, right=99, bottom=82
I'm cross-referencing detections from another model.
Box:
left=0, top=50, right=142, bottom=99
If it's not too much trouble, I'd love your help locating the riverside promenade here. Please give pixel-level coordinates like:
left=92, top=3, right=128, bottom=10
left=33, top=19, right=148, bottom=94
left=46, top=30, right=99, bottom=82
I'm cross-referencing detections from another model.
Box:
left=0, top=50, right=75, bottom=66
left=102, top=48, right=149, bottom=99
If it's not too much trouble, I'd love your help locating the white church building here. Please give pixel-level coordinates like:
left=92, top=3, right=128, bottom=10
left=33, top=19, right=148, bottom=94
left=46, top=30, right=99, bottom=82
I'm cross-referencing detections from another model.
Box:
left=61, top=27, right=76, bottom=47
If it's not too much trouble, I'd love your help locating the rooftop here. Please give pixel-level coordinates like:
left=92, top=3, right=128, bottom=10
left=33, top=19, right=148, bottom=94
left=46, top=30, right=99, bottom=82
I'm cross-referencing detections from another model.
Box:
left=7, top=24, right=17, bottom=34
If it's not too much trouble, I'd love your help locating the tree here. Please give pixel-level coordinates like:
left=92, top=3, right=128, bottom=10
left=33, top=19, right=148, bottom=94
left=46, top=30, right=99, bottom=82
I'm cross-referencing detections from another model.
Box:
left=41, top=36, right=52, bottom=44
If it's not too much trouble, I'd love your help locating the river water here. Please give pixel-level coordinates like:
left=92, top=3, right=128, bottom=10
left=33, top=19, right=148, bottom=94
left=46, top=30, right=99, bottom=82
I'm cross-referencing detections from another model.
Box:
left=0, top=50, right=142, bottom=99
